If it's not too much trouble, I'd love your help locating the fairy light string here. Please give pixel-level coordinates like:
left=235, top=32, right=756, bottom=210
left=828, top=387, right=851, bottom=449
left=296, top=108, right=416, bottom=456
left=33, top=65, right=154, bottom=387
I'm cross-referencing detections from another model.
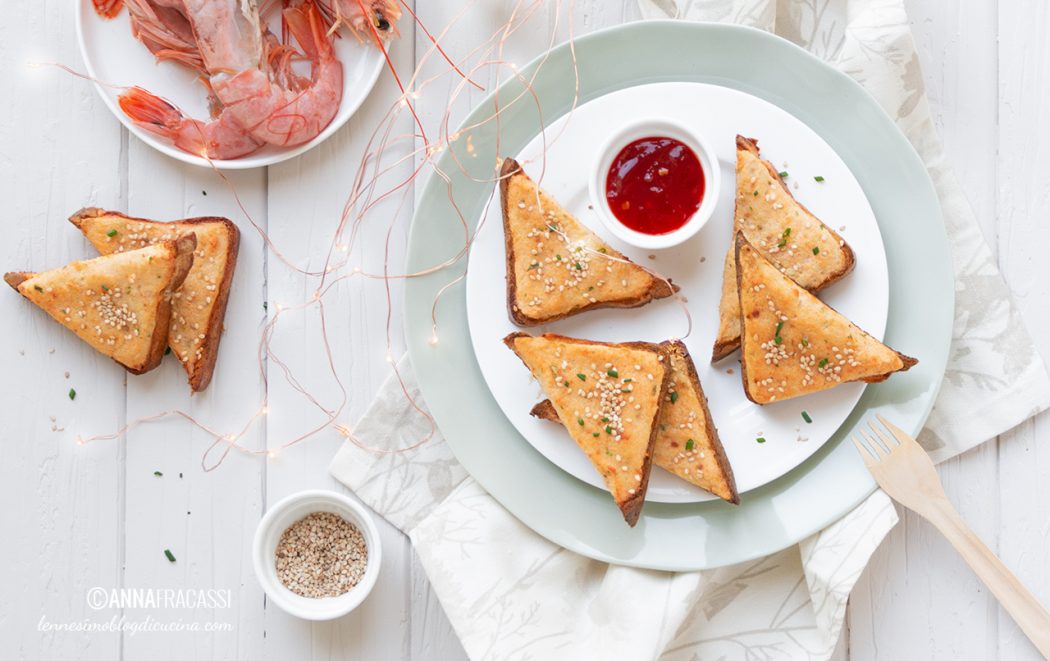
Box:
left=67, top=0, right=689, bottom=469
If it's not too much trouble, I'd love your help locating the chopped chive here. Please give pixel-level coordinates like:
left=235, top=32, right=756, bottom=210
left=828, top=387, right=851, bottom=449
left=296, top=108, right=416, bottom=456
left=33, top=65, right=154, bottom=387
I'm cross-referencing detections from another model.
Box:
left=107, top=229, right=118, bottom=237
left=33, top=285, right=43, bottom=292
left=623, top=378, right=632, bottom=383
left=555, top=254, right=561, bottom=261
left=685, top=439, right=694, bottom=451
left=814, top=175, right=825, bottom=182
left=548, top=223, right=558, bottom=231
left=601, top=417, right=610, bottom=423
left=778, top=171, right=788, bottom=178
left=774, top=321, right=783, bottom=345
left=605, top=426, right=614, bottom=435
left=783, top=228, right=791, bottom=238
left=812, top=246, right=820, bottom=255
left=753, top=190, right=759, bottom=196
left=598, top=247, right=607, bottom=254
left=576, top=373, right=586, bottom=381
left=577, top=418, right=584, bottom=426
left=778, top=238, right=787, bottom=248
left=670, top=391, right=679, bottom=404
left=153, top=471, right=163, bottom=477
left=802, top=338, right=809, bottom=347
left=756, top=437, right=767, bottom=444
left=801, top=411, right=813, bottom=424
left=527, top=262, right=540, bottom=270
left=592, top=432, right=600, bottom=437
left=574, top=262, right=583, bottom=271
left=68, top=388, right=76, bottom=401
left=164, top=549, right=176, bottom=563
left=819, top=358, right=829, bottom=368
left=607, top=369, right=618, bottom=378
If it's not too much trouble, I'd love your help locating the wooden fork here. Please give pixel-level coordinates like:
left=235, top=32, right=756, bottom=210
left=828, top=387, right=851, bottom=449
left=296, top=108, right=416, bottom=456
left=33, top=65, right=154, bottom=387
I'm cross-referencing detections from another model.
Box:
left=854, top=415, right=1050, bottom=658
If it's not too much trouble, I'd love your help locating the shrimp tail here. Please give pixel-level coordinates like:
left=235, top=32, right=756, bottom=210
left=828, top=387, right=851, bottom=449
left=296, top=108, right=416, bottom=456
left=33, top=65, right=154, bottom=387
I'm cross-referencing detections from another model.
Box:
left=93, top=0, right=124, bottom=19
left=118, top=86, right=183, bottom=133
left=283, top=1, right=334, bottom=62
left=118, top=86, right=264, bottom=160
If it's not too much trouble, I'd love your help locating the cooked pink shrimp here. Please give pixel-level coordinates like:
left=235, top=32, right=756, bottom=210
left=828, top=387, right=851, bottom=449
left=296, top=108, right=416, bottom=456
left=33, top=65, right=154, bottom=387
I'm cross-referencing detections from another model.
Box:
left=319, top=0, right=402, bottom=38
left=118, top=86, right=265, bottom=159
left=93, top=0, right=125, bottom=19
left=175, top=0, right=344, bottom=147
left=125, top=0, right=206, bottom=75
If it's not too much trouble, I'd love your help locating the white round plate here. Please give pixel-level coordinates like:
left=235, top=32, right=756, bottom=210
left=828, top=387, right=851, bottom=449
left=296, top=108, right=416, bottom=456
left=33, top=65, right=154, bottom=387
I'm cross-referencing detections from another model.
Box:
left=76, top=1, right=386, bottom=169
left=466, top=83, right=888, bottom=503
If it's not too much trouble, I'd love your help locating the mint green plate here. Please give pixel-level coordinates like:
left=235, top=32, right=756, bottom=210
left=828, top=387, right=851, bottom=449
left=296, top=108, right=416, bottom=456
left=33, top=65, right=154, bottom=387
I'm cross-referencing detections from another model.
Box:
left=404, top=21, right=952, bottom=571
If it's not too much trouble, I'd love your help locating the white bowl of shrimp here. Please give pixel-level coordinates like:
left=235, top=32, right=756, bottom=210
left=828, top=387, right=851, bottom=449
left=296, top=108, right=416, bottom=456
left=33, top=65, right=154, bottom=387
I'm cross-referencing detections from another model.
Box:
left=76, top=0, right=402, bottom=169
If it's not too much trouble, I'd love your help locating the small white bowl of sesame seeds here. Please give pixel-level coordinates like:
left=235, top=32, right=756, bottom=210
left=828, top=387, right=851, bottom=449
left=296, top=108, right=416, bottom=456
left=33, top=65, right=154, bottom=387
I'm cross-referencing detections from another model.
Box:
left=253, top=490, right=382, bottom=621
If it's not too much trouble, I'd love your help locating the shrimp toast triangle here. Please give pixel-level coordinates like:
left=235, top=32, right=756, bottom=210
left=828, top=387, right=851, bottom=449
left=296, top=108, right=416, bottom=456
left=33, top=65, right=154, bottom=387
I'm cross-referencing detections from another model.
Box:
left=503, top=332, right=672, bottom=526
left=70, top=209, right=240, bottom=392
left=5, top=236, right=196, bottom=374
left=500, top=158, right=677, bottom=326
left=735, top=234, right=916, bottom=404
left=713, top=136, right=854, bottom=361
left=532, top=340, right=738, bottom=504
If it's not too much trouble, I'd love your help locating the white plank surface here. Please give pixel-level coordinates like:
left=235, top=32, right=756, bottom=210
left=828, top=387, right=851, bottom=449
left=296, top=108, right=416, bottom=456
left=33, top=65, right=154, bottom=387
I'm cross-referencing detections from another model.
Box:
left=1, top=1, right=1048, bottom=660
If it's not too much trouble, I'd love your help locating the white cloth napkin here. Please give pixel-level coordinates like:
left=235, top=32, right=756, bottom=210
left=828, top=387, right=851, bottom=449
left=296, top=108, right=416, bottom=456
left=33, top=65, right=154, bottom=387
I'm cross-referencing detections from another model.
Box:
left=330, top=1, right=1050, bottom=659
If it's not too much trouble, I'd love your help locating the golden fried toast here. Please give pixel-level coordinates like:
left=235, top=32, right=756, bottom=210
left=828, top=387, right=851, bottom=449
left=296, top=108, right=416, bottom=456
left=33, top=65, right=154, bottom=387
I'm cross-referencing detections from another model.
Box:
left=504, top=332, right=671, bottom=526
left=532, top=340, right=738, bottom=504
left=70, top=208, right=239, bottom=391
left=500, top=158, right=677, bottom=327
left=5, top=236, right=196, bottom=374
left=735, top=233, right=916, bottom=404
left=713, top=136, right=854, bottom=361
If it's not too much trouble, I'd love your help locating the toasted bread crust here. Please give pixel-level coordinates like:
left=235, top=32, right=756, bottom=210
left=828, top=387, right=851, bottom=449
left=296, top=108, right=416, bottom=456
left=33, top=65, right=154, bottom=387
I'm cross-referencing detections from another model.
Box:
left=734, top=233, right=915, bottom=403
left=500, top=158, right=677, bottom=327
left=131, top=234, right=196, bottom=375
left=4, top=272, right=31, bottom=290
left=500, top=159, right=527, bottom=325
left=70, top=207, right=240, bottom=391
left=712, top=137, right=855, bottom=362
left=504, top=331, right=671, bottom=526
left=661, top=340, right=739, bottom=504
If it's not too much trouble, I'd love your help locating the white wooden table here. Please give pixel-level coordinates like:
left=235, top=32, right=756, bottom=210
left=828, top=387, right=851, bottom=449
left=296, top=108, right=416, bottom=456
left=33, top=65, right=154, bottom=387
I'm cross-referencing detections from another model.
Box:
left=2, top=2, right=1048, bottom=659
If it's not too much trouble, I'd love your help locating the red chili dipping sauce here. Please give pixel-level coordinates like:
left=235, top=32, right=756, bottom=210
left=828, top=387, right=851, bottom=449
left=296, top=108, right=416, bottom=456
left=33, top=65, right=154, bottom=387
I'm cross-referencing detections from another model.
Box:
left=605, top=136, right=705, bottom=235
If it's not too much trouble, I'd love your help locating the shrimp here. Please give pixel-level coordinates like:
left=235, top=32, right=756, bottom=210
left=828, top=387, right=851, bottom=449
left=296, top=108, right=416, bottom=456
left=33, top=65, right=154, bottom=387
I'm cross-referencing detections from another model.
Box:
left=319, top=0, right=402, bottom=39
left=125, top=0, right=206, bottom=75
left=93, top=0, right=125, bottom=19
left=109, top=0, right=412, bottom=157
left=172, top=0, right=344, bottom=148
left=118, top=86, right=266, bottom=159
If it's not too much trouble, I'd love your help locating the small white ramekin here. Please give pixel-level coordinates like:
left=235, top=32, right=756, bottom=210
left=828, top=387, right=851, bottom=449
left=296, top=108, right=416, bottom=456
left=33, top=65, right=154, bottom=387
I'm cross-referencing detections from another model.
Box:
left=589, top=117, right=721, bottom=250
left=253, top=490, right=382, bottom=621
